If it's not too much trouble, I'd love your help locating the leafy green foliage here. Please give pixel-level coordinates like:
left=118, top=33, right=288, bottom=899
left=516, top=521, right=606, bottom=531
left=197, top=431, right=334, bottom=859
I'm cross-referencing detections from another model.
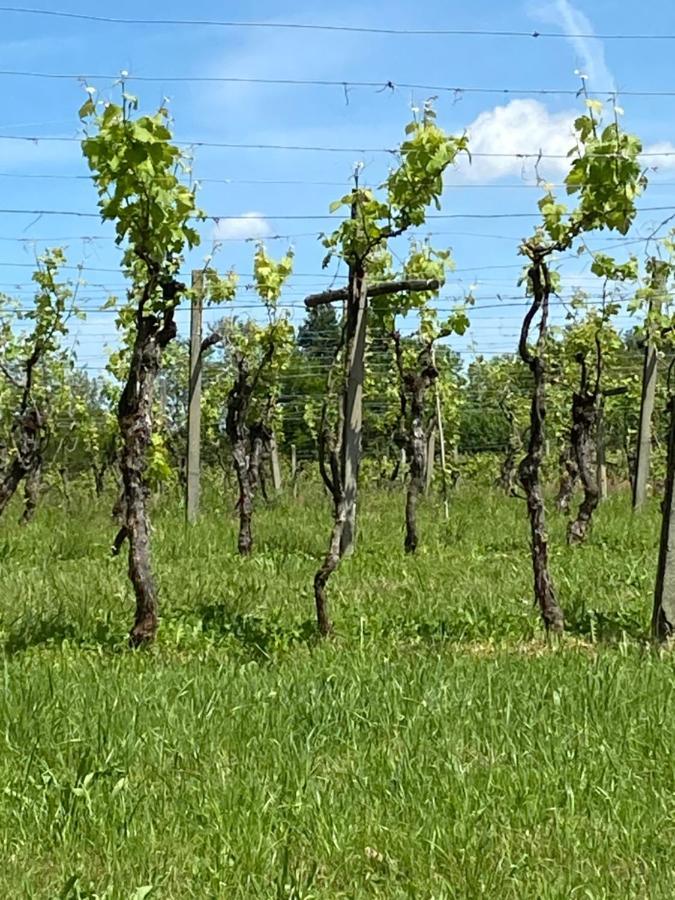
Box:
left=0, top=248, right=76, bottom=416
left=322, top=102, right=469, bottom=268
left=202, top=245, right=296, bottom=439
left=253, top=244, right=294, bottom=306
left=533, top=100, right=646, bottom=253
left=204, top=268, right=238, bottom=304
left=80, top=88, right=202, bottom=314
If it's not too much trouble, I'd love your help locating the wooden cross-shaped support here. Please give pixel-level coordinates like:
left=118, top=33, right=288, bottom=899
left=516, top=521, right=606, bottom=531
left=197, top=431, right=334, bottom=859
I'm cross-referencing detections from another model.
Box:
left=305, top=276, right=440, bottom=557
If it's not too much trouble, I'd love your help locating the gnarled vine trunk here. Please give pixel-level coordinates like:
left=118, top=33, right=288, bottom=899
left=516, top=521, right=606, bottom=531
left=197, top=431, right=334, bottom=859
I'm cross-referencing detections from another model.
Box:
left=568, top=387, right=599, bottom=544
left=496, top=405, right=521, bottom=497
left=392, top=334, right=438, bottom=554
left=314, top=487, right=346, bottom=637
left=518, top=255, right=564, bottom=635
left=314, top=419, right=345, bottom=637
left=19, top=458, right=43, bottom=525
left=555, top=445, right=579, bottom=513
left=116, top=305, right=177, bottom=647
left=225, top=353, right=275, bottom=557
left=405, top=414, right=426, bottom=554
left=0, top=408, right=45, bottom=519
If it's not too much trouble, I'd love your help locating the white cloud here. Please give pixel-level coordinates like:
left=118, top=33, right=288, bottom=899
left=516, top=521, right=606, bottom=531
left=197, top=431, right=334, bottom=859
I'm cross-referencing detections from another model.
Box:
left=212, top=212, right=273, bottom=241
left=532, top=0, right=615, bottom=93
left=448, top=99, right=675, bottom=184
left=453, top=99, right=575, bottom=183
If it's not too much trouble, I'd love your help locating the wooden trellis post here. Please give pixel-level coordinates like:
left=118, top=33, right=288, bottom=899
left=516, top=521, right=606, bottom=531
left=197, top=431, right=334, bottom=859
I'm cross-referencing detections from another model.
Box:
left=634, top=264, right=670, bottom=511
left=431, top=347, right=450, bottom=520
left=270, top=432, right=283, bottom=492
left=633, top=326, right=658, bottom=510
left=186, top=270, right=204, bottom=524
left=653, top=394, right=675, bottom=642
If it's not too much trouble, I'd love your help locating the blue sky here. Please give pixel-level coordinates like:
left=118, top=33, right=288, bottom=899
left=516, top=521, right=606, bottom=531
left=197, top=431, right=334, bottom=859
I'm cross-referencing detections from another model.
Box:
left=0, top=0, right=674, bottom=373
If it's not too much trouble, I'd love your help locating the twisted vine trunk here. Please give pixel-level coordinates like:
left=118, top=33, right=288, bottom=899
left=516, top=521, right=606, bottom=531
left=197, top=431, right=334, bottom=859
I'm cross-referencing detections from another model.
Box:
left=405, top=414, right=426, bottom=554
left=230, top=421, right=271, bottom=558
left=496, top=408, right=521, bottom=496
left=117, top=308, right=177, bottom=647
left=555, top=445, right=579, bottom=513
left=314, top=485, right=346, bottom=637
left=518, top=256, right=564, bottom=635
left=568, top=391, right=599, bottom=544
left=404, top=370, right=438, bottom=554
left=93, top=465, right=106, bottom=497
left=19, top=458, right=43, bottom=525
left=231, top=437, right=253, bottom=556
left=224, top=355, right=275, bottom=557
left=0, top=409, right=44, bottom=519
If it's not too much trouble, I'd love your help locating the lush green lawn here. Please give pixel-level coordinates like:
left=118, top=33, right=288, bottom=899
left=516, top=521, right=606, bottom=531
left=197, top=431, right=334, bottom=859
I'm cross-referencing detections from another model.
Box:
left=0, top=484, right=672, bottom=898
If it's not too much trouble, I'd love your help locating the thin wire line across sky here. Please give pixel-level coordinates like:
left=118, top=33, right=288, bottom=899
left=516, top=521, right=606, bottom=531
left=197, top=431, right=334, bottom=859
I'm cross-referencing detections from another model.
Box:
left=0, top=70, right=675, bottom=99
left=1, top=6, right=675, bottom=39
left=3, top=172, right=675, bottom=191
left=0, top=132, right=673, bottom=160
left=0, top=205, right=672, bottom=221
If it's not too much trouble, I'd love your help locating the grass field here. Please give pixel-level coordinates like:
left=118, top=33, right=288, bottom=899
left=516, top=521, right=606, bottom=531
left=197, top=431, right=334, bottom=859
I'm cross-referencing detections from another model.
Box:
left=1, top=484, right=673, bottom=898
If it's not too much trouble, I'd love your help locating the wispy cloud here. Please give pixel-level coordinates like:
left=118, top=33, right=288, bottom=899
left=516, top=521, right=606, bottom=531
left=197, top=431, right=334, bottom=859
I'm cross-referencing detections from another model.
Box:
left=213, top=213, right=273, bottom=241
left=532, top=0, right=616, bottom=92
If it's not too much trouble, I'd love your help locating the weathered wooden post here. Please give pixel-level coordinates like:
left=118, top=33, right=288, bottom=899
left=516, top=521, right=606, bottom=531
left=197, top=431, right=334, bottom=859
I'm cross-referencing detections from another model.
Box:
left=432, top=348, right=450, bottom=520
left=633, top=263, right=669, bottom=510
left=425, top=428, right=436, bottom=495
left=633, top=327, right=658, bottom=510
left=270, top=432, right=283, bottom=492
left=652, top=394, right=675, bottom=642
left=597, top=398, right=608, bottom=502
left=186, top=270, right=204, bottom=523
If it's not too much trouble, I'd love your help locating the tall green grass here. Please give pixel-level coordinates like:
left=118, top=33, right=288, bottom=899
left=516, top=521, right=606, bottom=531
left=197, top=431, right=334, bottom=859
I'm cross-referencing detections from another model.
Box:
left=0, top=486, right=671, bottom=897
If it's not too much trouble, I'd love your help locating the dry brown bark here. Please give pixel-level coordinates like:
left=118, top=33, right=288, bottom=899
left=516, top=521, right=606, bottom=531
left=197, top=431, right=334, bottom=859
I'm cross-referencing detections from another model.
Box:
left=117, top=300, right=178, bottom=647
left=0, top=333, right=51, bottom=521
left=314, top=416, right=345, bottom=637
left=0, top=408, right=46, bottom=519
left=567, top=353, right=600, bottom=544
left=19, top=458, right=43, bottom=525
left=224, top=352, right=275, bottom=557
left=392, top=332, right=439, bottom=554
left=555, top=445, right=579, bottom=513
left=496, top=402, right=522, bottom=497
left=518, top=253, right=565, bottom=635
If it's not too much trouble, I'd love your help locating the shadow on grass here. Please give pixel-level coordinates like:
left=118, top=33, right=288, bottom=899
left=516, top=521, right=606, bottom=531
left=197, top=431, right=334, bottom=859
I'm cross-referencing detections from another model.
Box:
left=563, top=605, right=646, bottom=643
left=2, top=609, right=121, bottom=655
left=1, top=603, right=647, bottom=658
left=197, top=602, right=318, bottom=660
